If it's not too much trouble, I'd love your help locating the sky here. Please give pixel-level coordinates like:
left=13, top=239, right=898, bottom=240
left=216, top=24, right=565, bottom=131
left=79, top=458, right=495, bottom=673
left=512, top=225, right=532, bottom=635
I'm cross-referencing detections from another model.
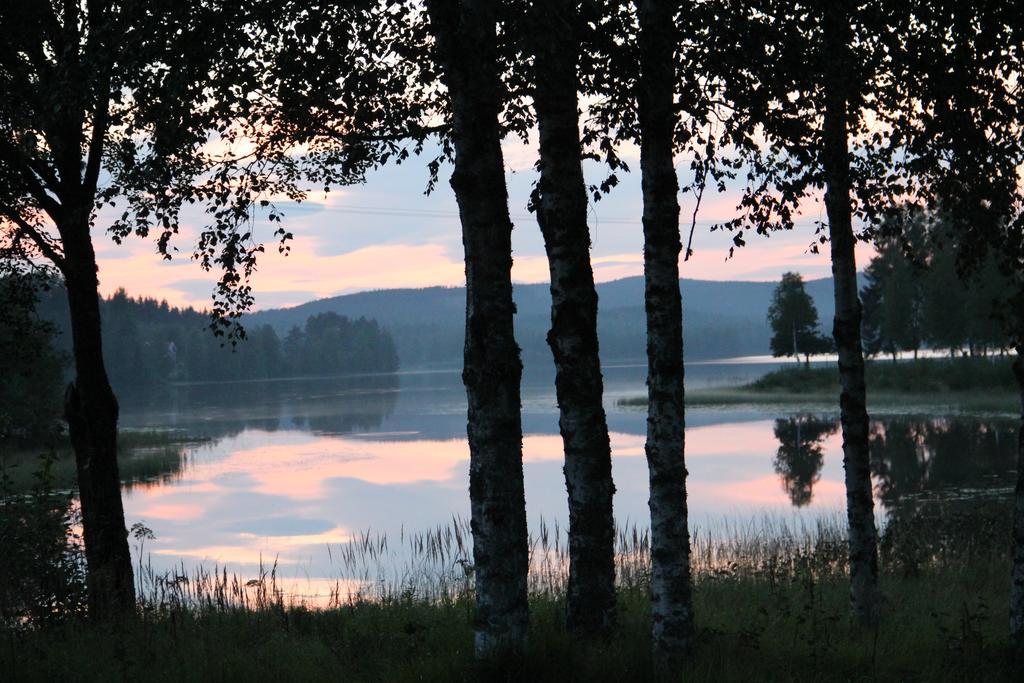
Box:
left=92, top=137, right=876, bottom=312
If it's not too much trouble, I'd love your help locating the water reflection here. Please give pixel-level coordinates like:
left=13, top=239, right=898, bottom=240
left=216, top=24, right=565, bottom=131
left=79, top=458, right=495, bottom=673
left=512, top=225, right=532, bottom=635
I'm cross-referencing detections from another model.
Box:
left=99, top=369, right=1019, bottom=600
left=119, top=443, right=195, bottom=492
left=121, top=374, right=400, bottom=441
left=869, top=418, right=1017, bottom=507
left=772, top=415, right=838, bottom=507
left=763, top=414, right=1018, bottom=512
left=869, top=418, right=1017, bottom=575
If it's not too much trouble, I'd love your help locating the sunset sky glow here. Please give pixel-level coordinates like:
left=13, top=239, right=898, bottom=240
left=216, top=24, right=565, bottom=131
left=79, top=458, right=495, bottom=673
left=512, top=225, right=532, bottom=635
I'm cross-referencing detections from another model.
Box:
left=93, top=138, right=875, bottom=311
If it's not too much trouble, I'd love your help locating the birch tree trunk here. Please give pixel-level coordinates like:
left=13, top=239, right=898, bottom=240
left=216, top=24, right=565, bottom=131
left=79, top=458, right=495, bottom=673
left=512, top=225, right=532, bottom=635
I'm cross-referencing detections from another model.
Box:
left=424, top=0, right=530, bottom=657
left=59, top=211, right=136, bottom=619
left=636, top=0, right=695, bottom=660
left=529, top=0, right=616, bottom=637
left=1010, top=347, right=1024, bottom=658
left=822, top=3, right=880, bottom=627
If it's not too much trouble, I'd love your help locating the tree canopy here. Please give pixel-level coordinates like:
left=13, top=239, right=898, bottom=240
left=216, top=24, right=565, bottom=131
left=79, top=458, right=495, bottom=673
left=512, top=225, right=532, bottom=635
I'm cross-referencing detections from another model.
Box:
left=861, top=214, right=1012, bottom=359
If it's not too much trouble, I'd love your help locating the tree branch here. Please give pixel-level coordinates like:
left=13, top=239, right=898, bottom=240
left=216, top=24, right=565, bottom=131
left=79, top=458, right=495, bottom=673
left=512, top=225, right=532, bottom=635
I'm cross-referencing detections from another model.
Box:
left=82, top=0, right=113, bottom=196
left=0, top=204, right=66, bottom=270
left=0, top=140, right=64, bottom=220
left=83, top=80, right=111, bottom=197
left=684, top=162, right=706, bottom=262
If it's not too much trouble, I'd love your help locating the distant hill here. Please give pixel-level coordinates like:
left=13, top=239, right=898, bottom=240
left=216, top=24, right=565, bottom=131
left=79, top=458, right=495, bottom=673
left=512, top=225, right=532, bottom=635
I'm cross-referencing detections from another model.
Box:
left=248, top=275, right=847, bottom=369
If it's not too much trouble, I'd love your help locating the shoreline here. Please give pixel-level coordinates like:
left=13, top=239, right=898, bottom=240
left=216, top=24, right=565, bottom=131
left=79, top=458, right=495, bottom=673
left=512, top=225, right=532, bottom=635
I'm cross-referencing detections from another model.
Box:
left=617, top=357, right=1021, bottom=414
left=618, top=387, right=1020, bottom=413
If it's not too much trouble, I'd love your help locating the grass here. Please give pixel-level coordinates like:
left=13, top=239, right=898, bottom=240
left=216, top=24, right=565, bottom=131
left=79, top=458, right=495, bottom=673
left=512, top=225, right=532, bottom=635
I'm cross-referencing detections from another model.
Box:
left=4, top=572, right=1014, bottom=682
left=1, top=506, right=1019, bottom=681
left=619, top=356, right=1021, bottom=412
left=749, top=356, right=1016, bottom=393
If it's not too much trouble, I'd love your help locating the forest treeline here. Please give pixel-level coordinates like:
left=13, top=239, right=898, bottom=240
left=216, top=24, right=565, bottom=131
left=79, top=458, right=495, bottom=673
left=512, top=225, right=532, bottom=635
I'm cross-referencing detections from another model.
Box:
left=766, top=219, right=1016, bottom=366
left=0, top=283, right=398, bottom=442
left=861, top=217, right=1013, bottom=359
left=66, top=289, right=397, bottom=386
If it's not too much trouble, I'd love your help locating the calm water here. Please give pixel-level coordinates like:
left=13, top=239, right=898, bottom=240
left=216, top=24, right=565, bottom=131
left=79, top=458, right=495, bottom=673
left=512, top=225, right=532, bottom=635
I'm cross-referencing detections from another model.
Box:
left=112, top=359, right=1018, bottom=599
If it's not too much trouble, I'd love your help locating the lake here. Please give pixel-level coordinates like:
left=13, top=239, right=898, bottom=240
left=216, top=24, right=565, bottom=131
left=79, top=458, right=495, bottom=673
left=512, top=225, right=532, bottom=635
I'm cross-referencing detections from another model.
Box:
left=110, top=358, right=1018, bottom=602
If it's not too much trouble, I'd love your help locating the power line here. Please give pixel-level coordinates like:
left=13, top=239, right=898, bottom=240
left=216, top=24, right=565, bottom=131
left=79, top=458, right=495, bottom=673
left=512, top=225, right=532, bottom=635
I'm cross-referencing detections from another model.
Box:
left=276, top=202, right=826, bottom=228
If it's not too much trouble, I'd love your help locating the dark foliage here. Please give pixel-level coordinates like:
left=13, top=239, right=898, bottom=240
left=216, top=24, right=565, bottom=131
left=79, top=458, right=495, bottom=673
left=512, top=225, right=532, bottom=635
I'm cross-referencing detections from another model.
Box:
left=0, top=454, right=88, bottom=627
left=0, top=278, right=65, bottom=444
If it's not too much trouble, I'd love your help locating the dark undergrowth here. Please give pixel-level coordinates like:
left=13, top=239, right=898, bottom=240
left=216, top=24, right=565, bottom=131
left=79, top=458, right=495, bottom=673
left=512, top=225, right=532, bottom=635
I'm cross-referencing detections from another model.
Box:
left=0, top=566, right=1015, bottom=682
left=1, top=503, right=1019, bottom=682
